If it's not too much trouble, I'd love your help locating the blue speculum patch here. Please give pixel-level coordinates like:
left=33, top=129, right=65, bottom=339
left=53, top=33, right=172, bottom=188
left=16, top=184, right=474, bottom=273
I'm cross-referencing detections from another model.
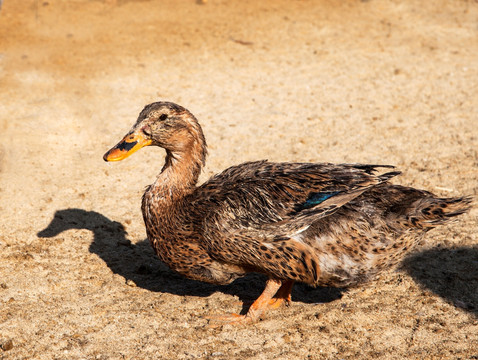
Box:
left=300, top=191, right=340, bottom=210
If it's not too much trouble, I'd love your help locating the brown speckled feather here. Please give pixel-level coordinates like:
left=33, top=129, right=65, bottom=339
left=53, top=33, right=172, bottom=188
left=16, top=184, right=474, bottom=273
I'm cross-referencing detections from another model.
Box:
left=187, top=161, right=402, bottom=284
left=104, top=101, right=472, bottom=323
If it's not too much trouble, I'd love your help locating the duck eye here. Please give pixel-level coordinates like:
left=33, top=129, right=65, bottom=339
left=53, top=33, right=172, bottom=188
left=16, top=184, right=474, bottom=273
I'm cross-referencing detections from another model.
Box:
left=159, top=114, right=168, bottom=121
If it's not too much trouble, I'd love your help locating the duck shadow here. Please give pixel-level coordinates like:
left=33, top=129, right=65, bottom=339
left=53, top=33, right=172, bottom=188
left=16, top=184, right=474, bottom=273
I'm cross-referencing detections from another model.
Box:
left=402, top=245, right=478, bottom=317
left=37, top=208, right=343, bottom=308
left=402, top=246, right=478, bottom=317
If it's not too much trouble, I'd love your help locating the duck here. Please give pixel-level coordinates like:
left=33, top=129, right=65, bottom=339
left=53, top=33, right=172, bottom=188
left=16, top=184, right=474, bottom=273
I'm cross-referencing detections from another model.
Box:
left=103, top=101, right=472, bottom=325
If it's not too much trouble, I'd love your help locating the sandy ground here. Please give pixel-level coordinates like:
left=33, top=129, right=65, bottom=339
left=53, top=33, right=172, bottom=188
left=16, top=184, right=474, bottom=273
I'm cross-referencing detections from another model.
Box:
left=1, top=0, right=478, bottom=358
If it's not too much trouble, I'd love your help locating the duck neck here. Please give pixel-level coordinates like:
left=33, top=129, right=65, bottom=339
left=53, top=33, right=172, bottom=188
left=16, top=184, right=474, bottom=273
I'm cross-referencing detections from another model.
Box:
left=148, top=136, right=207, bottom=202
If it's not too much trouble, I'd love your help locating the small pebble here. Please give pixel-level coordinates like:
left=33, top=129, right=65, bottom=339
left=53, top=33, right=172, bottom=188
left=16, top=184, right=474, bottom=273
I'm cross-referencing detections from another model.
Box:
left=1, top=339, right=13, bottom=351
left=126, top=279, right=137, bottom=287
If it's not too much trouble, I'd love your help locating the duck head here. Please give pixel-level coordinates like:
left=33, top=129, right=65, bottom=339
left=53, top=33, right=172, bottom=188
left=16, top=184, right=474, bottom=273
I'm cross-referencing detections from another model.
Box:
left=103, top=101, right=206, bottom=162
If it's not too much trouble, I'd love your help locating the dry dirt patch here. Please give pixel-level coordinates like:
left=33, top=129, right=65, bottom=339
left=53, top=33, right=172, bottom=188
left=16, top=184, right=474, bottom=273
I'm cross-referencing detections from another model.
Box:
left=0, top=0, right=477, bottom=359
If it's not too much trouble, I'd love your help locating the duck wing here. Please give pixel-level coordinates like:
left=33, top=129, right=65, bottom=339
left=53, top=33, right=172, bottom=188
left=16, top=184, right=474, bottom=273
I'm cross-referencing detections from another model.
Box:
left=188, top=161, right=400, bottom=283
left=193, top=161, right=399, bottom=233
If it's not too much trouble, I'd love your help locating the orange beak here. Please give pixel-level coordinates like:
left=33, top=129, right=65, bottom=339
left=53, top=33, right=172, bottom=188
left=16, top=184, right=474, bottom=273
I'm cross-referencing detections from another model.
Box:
left=103, top=131, right=152, bottom=162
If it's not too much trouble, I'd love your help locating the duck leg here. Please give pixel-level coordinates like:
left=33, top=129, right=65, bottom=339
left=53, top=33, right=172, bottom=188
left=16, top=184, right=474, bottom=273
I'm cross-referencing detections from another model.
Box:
left=207, top=278, right=293, bottom=326
left=267, top=280, right=294, bottom=309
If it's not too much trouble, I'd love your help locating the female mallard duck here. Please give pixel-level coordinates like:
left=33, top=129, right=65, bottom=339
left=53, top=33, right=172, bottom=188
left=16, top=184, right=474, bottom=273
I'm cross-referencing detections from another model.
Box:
left=104, top=101, right=471, bottom=324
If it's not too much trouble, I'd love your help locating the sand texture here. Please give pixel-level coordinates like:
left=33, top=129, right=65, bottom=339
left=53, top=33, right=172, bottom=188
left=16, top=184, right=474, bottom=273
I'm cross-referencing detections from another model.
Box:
left=0, top=0, right=477, bottom=358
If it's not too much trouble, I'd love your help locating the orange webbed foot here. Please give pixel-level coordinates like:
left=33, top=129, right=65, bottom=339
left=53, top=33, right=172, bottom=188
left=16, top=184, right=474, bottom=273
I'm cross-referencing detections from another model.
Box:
left=205, top=279, right=294, bottom=327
